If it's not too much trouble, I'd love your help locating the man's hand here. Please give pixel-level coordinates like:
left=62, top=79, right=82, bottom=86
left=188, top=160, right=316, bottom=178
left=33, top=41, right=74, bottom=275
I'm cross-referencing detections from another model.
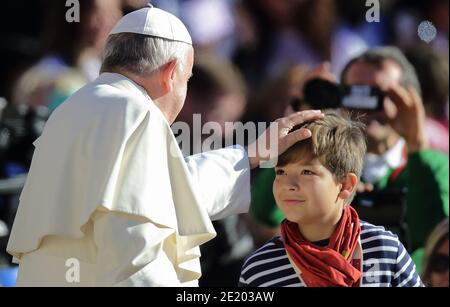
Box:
left=385, top=85, right=428, bottom=153
left=247, top=110, right=324, bottom=169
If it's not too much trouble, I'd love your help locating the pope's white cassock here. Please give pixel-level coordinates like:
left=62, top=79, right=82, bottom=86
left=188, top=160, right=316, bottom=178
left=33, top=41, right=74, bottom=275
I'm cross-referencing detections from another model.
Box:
left=7, top=72, right=251, bottom=286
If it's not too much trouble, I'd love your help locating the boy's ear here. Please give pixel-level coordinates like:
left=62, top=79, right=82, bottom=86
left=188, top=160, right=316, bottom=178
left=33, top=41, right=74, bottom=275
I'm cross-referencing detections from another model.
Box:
left=159, top=60, right=178, bottom=94
left=338, top=173, right=358, bottom=201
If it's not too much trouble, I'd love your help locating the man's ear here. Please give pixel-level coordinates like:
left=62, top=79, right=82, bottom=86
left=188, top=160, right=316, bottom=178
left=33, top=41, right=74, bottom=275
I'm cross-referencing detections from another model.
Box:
left=338, top=173, right=358, bottom=201
left=160, top=60, right=178, bottom=94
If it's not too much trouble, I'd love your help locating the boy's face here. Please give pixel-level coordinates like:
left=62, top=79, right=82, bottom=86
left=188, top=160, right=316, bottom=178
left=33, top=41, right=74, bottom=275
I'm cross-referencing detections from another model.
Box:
left=273, top=158, right=345, bottom=226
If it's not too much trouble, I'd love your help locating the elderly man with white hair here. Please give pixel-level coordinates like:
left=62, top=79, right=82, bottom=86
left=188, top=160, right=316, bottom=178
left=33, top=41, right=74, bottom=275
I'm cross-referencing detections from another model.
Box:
left=7, top=5, right=323, bottom=286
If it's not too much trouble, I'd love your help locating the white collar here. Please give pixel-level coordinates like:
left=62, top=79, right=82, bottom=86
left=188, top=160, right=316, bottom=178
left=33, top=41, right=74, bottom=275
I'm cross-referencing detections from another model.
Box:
left=383, top=138, right=406, bottom=169
left=362, top=138, right=406, bottom=183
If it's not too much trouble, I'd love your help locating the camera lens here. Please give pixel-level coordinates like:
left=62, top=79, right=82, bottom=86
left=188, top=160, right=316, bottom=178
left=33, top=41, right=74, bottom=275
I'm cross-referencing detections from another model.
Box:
left=304, top=79, right=341, bottom=109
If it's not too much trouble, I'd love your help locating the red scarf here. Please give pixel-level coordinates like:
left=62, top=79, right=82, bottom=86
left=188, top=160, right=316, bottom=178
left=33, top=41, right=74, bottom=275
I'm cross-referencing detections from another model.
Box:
left=281, top=206, right=362, bottom=287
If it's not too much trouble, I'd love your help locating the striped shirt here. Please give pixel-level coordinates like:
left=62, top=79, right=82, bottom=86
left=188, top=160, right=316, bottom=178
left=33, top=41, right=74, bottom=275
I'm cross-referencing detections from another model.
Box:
left=239, top=221, right=424, bottom=287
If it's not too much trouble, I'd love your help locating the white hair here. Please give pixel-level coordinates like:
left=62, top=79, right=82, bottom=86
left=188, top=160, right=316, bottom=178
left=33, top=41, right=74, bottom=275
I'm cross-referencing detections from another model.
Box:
left=100, top=33, right=191, bottom=76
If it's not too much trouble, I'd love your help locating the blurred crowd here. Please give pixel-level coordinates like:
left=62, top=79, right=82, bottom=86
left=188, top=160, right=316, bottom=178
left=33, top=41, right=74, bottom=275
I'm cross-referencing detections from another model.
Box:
left=0, top=0, right=448, bottom=287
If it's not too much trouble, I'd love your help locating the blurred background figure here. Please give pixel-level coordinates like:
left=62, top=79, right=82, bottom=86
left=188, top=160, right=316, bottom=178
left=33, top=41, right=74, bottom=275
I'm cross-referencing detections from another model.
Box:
left=181, top=0, right=237, bottom=58
left=176, top=52, right=247, bottom=151
left=341, top=47, right=448, bottom=254
left=239, top=65, right=306, bottom=126
left=420, top=218, right=449, bottom=287
left=232, top=0, right=337, bottom=91
left=12, top=0, right=123, bottom=111
left=405, top=44, right=449, bottom=154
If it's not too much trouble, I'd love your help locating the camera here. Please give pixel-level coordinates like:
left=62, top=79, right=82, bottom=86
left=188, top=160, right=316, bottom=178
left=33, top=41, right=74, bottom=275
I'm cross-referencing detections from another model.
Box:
left=292, top=78, right=385, bottom=111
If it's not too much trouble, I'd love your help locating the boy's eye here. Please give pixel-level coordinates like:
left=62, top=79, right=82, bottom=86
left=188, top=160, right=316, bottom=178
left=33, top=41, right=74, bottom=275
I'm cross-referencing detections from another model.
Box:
left=301, top=169, right=315, bottom=175
left=275, top=169, right=285, bottom=176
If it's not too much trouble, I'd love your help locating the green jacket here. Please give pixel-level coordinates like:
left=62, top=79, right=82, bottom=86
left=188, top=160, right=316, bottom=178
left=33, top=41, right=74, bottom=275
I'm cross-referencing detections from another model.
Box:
left=250, top=150, right=449, bottom=252
left=376, top=150, right=448, bottom=250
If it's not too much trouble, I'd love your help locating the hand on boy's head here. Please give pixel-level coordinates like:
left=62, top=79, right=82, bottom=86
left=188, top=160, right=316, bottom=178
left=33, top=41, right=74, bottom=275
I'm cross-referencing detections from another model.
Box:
left=275, top=110, right=325, bottom=153
left=247, top=110, right=324, bottom=169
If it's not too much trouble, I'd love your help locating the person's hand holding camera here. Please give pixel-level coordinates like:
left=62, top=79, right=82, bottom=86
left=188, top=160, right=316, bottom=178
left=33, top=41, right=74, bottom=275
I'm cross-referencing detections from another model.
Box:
left=384, top=85, right=428, bottom=153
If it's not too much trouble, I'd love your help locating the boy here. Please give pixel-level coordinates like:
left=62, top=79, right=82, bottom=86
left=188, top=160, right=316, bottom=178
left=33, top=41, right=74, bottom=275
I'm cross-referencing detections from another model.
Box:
left=239, top=112, right=423, bottom=287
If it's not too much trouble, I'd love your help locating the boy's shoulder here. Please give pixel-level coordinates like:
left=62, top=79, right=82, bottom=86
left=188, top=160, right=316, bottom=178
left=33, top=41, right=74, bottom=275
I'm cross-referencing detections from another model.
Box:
left=359, top=221, right=423, bottom=287
left=359, top=220, right=399, bottom=240
left=359, top=220, right=401, bottom=256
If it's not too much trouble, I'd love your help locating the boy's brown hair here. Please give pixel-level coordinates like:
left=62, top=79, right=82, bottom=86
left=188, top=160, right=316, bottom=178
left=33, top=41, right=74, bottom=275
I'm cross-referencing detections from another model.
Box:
left=277, top=112, right=367, bottom=204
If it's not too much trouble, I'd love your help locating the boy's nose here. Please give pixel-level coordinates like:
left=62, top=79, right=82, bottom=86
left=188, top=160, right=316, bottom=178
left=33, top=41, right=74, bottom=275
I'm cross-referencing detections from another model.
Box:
left=286, top=177, right=300, bottom=191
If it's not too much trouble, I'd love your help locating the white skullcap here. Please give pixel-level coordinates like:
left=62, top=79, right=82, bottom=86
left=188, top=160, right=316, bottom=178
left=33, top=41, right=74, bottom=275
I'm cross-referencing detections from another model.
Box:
left=109, top=3, right=192, bottom=45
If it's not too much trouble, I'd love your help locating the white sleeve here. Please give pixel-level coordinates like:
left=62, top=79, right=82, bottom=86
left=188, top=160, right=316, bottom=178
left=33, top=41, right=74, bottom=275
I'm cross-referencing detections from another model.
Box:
left=184, top=145, right=251, bottom=221
left=91, top=210, right=180, bottom=286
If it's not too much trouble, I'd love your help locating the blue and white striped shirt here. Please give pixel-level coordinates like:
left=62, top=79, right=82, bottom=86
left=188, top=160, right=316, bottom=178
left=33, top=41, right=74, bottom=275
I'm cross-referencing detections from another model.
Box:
left=239, top=221, right=424, bottom=287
